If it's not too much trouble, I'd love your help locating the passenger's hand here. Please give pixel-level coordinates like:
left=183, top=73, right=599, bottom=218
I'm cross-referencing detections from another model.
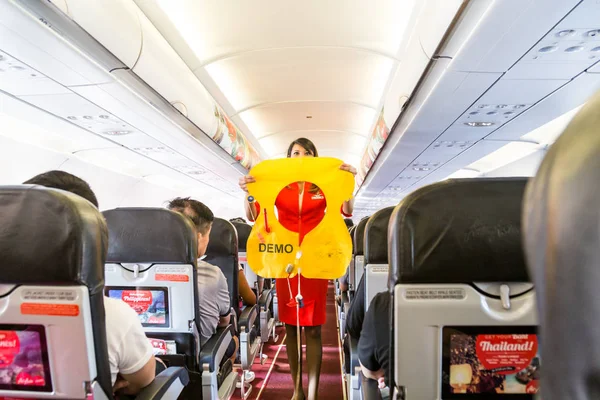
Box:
left=340, top=163, right=357, bottom=176
left=113, top=375, right=129, bottom=394
left=378, top=377, right=386, bottom=389
left=239, top=175, right=256, bottom=193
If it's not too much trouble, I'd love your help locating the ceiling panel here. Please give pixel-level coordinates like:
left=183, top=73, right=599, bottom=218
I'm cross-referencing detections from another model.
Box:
left=260, top=130, right=364, bottom=159
left=238, top=101, right=375, bottom=139
left=0, top=1, right=115, bottom=86
left=145, top=0, right=414, bottom=65
left=357, top=68, right=502, bottom=192
left=445, top=0, right=581, bottom=72
left=486, top=72, right=600, bottom=140
left=589, top=62, right=600, bottom=73
left=204, top=48, right=394, bottom=112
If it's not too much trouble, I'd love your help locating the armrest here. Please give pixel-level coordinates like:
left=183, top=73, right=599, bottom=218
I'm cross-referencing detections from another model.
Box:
left=199, top=325, right=235, bottom=373
left=230, top=307, right=238, bottom=333
left=135, top=367, right=190, bottom=400
left=258, top=289, right=273, bottom=310
left=349, top=335, right=360, bottom=374
left=239, top=305, right=258, bottom=332
left=361, top=372, right=383, bottom=400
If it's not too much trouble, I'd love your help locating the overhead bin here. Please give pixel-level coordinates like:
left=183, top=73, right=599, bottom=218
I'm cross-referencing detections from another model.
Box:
left=443, top=0, right=582, bottom=72
left=49, top=0, right=142, bottom=68
left=133, top=10, right=219, bottom=141
left=356, top=0, right=464, bottom=183
left=356, top=0, right=600, bottom=211
left=0, top=1, right=115, bottom=86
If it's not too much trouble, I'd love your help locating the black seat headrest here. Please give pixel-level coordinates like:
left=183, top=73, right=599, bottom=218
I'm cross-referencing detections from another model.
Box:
left=206, top=218, right=238, bottom=257
left=389, top=178, right=529, bottom=287
left=353, top=216, right=369, bottom=256
left=232, top=222, right=251, bottom=252
left=523, top=92, right=600, bottom=400
left=364, top=206, right=395, bottom=265
left=103, top=208, right=197, bottom=264
left=0, top=185, right=107, bottom=289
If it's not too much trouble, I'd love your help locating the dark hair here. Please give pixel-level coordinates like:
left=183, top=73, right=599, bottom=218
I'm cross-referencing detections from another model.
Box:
left=344, top=218, right=354, bottom=229
left=167, top=197, right=214, bottom=235
left=230, top=217, right=247, bottom=224
left=286, top=137, right=318, bottom=158
left=286, top=138, right=321, bottom=193
left=24, top=170, right=99, bottom=207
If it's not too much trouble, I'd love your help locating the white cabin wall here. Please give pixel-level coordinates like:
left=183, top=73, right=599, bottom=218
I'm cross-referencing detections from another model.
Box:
left=484, top=150, right=546, bottom=178
left=0, top=135, right=244, bottom=218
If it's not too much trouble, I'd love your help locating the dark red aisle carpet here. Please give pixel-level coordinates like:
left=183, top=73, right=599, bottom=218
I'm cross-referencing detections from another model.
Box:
left=233, top=283, right=345, bottom=400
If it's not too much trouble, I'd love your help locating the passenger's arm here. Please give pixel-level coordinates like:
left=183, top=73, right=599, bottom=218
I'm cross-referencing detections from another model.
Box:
left=359, top=360, right=385, bottom=381
left=346, top=276, right=366, bottom=338
left=113, top=304, right=156, bottom=395
left=218, top=314, right=231, bottom=327
left=358, top=293, right=386, bottom=383
left=217, top=270, right=232, bottom=327
left=119, top=357, right=156, bottom=394
left=238, top=269, right=257, bottom=306
left=339, top=269, right=349, bottom=293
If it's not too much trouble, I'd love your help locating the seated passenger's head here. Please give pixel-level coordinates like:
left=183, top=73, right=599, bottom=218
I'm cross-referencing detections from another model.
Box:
left=229, top=217, right=247, bottom=224
left=167, top=197, right=214, bottom=258
left=287, top=137, right=318, bottom=158
left=23, top=170, right=99, bottom=207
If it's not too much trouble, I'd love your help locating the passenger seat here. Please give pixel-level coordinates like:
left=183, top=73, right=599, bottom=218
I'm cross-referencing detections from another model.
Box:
left=0, top=187, right=188, bottom=400
left=102, top=208, right=236, bottom=400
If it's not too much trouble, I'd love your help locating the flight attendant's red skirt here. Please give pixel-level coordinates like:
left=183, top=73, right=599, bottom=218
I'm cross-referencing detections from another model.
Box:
left=275, top=275, right=328, bottom=326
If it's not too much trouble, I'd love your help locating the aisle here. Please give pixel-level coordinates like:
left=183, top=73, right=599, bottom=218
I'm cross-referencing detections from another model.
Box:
left=233, top=282, right=345, bottom=400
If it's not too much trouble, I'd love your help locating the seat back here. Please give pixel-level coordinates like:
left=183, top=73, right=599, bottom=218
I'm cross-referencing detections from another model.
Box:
left=363, top=207, right=394, bottom=309
left=0, top=186, right=112, bottom=399
left=232, top=222, right=257, bottom=290
left=102, top=208, right=199, bottom=368
left=205, top=218, right=239, bottom=317
left=389, top=178, right=537, bottom=399
left=523, top=92, right=600, bottom=400
left=351, top=217, right=368, bottom=292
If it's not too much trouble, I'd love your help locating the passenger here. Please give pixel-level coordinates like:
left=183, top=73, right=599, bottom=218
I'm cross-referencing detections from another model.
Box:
left=339, top=269, right=350, bottom=293
left=345, top=275, right=366, bottom=339
left=166, top=197, right=240, bottom=364
left=238, top=264, right=258, bottom=307
left=239, top=137, right=356, bottom=400
left=23, top=171, right=161, bottom=395
left=229, top=217, right=258, bottom=307
left=358, top=291, right=391, bottom=390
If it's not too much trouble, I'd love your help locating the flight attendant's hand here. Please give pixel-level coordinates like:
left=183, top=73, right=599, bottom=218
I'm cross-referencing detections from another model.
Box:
left=340, top=163, right=357, bottom=176
left=239, top=175, right=256, bottom=193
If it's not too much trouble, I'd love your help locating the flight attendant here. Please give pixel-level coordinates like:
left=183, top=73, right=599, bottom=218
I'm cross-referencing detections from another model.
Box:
left=239, top=138, right=356, bottom=400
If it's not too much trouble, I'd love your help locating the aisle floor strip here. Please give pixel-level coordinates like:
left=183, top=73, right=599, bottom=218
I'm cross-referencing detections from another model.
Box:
left=255, top=333, right=287, bottom=400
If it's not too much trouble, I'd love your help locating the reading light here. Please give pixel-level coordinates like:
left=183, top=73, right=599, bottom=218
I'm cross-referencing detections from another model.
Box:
left=565, top=46, right=584, bottom=53
left=586, top=29, right=600, bottom=38
left=556, top=29, right=575, bottom=37
left=464, top=122, right=494, bottom=127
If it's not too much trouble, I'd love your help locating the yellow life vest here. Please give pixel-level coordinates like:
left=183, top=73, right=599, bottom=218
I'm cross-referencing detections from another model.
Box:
left=246, top=157, right=354, bottom=279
